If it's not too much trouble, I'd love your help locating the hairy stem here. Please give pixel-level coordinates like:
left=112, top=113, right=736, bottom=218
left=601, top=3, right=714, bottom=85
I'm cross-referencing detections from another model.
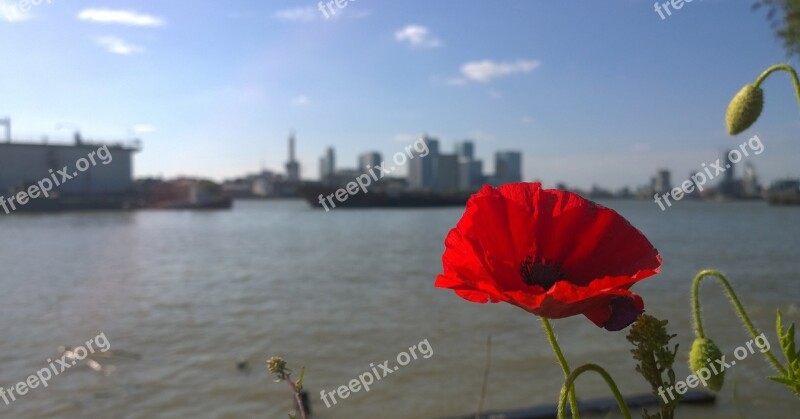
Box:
left=557, top=364, right=631, bottom=419
left=476, top=335, right=492, bottom=418
left=691, top=269, right=786, bottom=375
left=753, top=64, right=800, bottom=109
left=541, top=318, right=580, bottom=419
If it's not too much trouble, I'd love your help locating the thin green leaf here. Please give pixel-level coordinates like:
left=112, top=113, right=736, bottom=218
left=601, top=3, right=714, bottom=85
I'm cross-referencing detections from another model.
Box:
left=768, top=376, right=796, bottom=386
left=785, top=323, right=797, bottom=363
left=296, top=367, right=305, bottom=392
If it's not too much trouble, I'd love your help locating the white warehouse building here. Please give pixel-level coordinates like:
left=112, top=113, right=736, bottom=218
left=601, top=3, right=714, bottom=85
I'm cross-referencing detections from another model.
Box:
left=0, top=136, right=139, bottom=196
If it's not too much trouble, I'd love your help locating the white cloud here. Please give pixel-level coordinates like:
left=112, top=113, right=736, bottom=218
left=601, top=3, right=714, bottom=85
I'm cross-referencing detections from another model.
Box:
left=78, top=9, right=164, bottom=27
left=456, top=60, right=541, bottom=83
left=521, top=116, right=534, bottom=124
left=95, top=37, right=144, bottom=55
left=274, top=7, right=317, bottom=22
left=291, top=95, right=310, bottom=106
left=133, top=124, right=156, bottom=134
left=0, top=1, right=31, bottom=22
left=395, top=25, right=442, bottom=48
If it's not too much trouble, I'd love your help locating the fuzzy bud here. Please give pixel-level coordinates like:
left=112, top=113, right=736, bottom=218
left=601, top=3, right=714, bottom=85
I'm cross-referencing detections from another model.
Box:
left=689, top=337, right=726, bottom=391
left=726, top=84, right=764, bottom=136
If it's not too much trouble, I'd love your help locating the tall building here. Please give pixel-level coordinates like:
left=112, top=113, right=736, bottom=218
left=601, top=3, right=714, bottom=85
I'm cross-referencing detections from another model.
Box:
left=459, top=160, right=483, bottom=191
left=434, top=154, right=459, bottom=193
left=0, top=117, right=10, bottom=142
left=653, top=169, right=672, bottom=195
left=724, top=149, right=735, bottom=183
left=319, top=147, right=336, bottom=183
left=454, top=140, right=483, bottom=191
left=743, top=163, right=760, bottom=197
left=285, top=132, right=301, bottom=182
left=407, top=137, right=489, bottom=192
left=358, top=152, right=382, bottom=173
left=454, top=141, right=474, bottom=160
left=408, top=136, right=439, bottom=191
left=494, top=151, right=522, bottom=185
left=718, top=149, right=739, bottom=197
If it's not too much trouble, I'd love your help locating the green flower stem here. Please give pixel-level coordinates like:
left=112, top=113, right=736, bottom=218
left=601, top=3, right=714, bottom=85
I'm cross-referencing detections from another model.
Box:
left=691, top=269, right=786, bottom=375
left=541, top=318, right=580, bottom=419
left=753, top=64, right=800, bottom=109
left=557, top=364, right=631, bottom=419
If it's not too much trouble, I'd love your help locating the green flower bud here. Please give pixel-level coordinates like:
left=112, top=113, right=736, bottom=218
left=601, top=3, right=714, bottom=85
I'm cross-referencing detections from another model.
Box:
left=689, top=337, right=725, bottom=391
left=726, top=84, right=764, bottom=136
left=267, top=356, right=288, bottom=380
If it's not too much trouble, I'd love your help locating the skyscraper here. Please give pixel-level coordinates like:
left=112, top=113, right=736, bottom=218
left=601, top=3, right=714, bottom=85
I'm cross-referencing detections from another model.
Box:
left=319, top=147, right=336, bottom=183
left=434, top=154, right=459, bottom=193
left=454, top=141, right=474, bottom=160
left=358, top=152, right=382, bottom=173
left=455, top=140, right=482, bottom=191
left=743, top=162, right=760, bottom=197
left=285, top=132, right=301, bottom=182
left=653, top=169, right=671, bottom=195
left=408, top=136, right=439, bottom=191
left=459, top=159, right=483, bottom=191
left=494, top=151, right=522, bottom=185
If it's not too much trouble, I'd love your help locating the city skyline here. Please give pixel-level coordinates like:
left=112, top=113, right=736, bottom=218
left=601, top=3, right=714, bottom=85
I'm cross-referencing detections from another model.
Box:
left=247, top=132, right=770, bottom=200
left=2, top=1, right=800, bottom=189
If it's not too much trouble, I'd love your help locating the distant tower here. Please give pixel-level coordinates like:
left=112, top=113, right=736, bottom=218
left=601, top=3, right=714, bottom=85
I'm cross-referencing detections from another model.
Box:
left=723, top=149, right=735, bottom=183
left=320, top=147, right=336, bottom=183
left=494, top=151, right=522, bottom=185
left=358, top=151, right=382, bottom=173
left=654, top=169, right=671, bottom=195
left=743, top=162, right=760, bottom=197
left=0, top=117, right=10, bottom=143
left=718, top=149, right=738, bottom=197
left=285, top=131, right=301, bottom=182
left=455, top=140, right=482, bottom=192
left=408, top=135, right=440, bottom=191
left=454, top=141, right=475, bottom=160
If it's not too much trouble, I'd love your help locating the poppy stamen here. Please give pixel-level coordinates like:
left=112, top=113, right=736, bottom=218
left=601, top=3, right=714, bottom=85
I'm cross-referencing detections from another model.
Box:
left=519, top=255, right=564, bottom=290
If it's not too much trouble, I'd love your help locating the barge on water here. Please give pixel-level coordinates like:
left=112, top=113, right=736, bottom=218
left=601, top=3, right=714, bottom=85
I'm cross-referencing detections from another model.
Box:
left=298, top=183, right=470, bottom=209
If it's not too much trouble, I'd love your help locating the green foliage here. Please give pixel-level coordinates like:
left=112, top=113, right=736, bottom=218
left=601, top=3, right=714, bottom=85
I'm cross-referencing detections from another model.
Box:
left=755, top=0, right=800, bottom=57
left=627, top=314, right=681, bottom=419
left=768, top=310, right=800, bottom=397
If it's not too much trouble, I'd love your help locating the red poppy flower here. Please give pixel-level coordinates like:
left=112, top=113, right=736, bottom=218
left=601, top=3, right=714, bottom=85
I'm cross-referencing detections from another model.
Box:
left=435, top=183, right=662, bottom=331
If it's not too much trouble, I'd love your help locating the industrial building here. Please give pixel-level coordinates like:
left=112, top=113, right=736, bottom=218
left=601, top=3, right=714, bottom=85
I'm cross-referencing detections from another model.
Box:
left=0, top=121, right=138, bottom=198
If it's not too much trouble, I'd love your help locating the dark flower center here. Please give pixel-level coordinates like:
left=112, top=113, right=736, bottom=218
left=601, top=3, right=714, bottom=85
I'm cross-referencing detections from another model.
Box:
left=519, top=255, right=564, bottom=290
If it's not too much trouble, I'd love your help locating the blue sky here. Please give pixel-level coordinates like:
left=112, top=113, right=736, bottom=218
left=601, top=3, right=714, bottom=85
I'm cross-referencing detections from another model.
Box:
left=1, top=0, right=799, bottom=189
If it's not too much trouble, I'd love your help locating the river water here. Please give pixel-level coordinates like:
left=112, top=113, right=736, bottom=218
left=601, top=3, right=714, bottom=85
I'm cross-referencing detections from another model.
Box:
left=0, top=199, right=798, bottom=418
